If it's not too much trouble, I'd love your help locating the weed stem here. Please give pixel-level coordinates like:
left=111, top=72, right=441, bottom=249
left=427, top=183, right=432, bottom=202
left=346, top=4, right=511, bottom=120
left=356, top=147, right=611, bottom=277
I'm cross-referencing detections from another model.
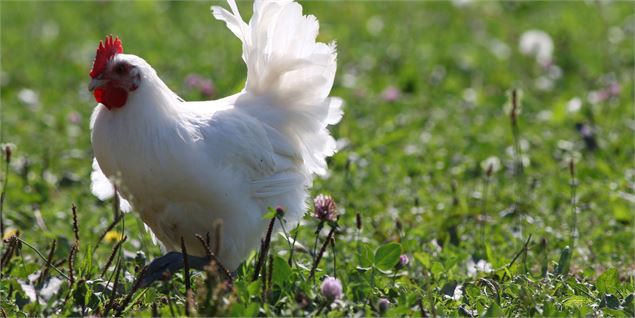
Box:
left=194, top=234, right=233, bottom=282
left=16, top=237, right=69, bottom=281
left=569, top=159, right=578, bottom=248
left=180, top=237, right=192, bottom=316
left=0, top=146, right=11, bottom=238
left=309, top=224, right=336, bottom=280
left=253, top=214, right=276, bottom=282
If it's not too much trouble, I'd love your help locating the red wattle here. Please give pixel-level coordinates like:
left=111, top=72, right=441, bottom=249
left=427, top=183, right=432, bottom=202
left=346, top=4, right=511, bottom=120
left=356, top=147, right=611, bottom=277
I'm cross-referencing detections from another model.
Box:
left=94, top=88, right=106, bottom=104
left=93, top=85, right=128, bottom=110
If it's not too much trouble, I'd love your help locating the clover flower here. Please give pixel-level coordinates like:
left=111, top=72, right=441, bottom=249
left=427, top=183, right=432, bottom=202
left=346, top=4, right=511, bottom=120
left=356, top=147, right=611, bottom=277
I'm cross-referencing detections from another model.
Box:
left=321, top=276, right=342, bottom=301
left=396, top=254, right=409, bottom=269
left=377, top=298, right=390, bottom=313
left=313, top=194, right=337, bottom=222
left=184, top=73, right=215, bottom=98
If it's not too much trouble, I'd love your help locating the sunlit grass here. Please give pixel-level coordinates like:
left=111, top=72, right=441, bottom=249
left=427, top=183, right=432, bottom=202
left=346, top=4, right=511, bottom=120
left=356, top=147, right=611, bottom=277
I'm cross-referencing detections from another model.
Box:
left=1, top=1, right=633, bottom=316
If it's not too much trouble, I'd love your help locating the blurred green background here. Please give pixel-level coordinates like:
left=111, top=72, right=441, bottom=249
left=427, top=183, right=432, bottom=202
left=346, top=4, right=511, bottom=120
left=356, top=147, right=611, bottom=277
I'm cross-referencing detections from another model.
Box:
left=1, top=1, right=633, bottom=316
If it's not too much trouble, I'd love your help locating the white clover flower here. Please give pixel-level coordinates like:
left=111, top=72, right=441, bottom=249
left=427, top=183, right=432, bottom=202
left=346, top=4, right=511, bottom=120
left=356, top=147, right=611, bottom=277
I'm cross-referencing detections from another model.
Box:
left=519, top=30, right=554, bottom=66
left=18, top=88, right=39, bottom=108
left=453, top=284, right=464, bottom=301
left=567, top=97, right=582, bottom=113
left=466, top=258, right=493, bottom=277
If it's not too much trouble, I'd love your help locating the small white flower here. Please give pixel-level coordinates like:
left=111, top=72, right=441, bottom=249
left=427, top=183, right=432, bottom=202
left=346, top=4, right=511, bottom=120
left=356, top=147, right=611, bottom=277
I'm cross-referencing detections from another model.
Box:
left=462, top=88, right=477, bottom=103
left=567, top=97, right=582, bottom=113
left=453, top=284, right=464, bottom=301
left=442, top=284, right=464, bottom=301
left=18, top=88, right=39, bottom=107
left=519, top=30, right=554, bottom=66
left=466, top=258, right=493, bottom=277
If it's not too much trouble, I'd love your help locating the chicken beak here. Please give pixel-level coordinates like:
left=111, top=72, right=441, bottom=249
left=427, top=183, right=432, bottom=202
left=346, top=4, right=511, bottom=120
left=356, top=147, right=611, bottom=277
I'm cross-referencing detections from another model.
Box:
left=89, top=78, right=108, bottom=92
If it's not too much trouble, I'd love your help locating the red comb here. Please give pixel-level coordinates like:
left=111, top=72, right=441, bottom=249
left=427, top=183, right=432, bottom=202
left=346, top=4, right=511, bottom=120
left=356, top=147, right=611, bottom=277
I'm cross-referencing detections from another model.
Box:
left=90, top=35, right=123, bottom=78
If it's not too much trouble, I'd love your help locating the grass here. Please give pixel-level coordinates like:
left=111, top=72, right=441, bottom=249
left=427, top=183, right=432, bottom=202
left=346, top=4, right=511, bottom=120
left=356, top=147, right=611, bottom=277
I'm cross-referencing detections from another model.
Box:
left=1, top=1, right=634, bottom=316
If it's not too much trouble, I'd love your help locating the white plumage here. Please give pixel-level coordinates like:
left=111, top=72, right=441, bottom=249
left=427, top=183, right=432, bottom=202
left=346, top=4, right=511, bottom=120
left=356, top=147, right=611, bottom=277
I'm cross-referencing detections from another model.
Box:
left=89, top=0, right=341, bottom=269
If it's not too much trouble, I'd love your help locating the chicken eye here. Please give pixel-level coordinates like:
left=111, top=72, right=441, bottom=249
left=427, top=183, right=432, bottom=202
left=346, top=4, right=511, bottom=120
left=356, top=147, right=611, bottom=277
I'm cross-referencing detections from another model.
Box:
left=115, top=63, right=127, bottom=75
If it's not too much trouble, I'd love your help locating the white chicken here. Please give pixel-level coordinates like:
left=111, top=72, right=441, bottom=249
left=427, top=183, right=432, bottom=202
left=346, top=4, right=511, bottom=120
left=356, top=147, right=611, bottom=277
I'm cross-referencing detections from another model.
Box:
left=88, top=0, right=341, bottom=281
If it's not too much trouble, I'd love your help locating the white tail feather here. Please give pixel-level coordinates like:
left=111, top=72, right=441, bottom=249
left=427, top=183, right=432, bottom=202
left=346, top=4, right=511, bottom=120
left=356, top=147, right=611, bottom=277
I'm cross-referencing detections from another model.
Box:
left=212, top=0, right=342, bottom=176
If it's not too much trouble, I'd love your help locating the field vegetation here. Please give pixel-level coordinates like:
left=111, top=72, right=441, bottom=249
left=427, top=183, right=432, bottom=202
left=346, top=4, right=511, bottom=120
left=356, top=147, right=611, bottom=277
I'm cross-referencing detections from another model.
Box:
left=1, top=1, right=633, bottom=316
